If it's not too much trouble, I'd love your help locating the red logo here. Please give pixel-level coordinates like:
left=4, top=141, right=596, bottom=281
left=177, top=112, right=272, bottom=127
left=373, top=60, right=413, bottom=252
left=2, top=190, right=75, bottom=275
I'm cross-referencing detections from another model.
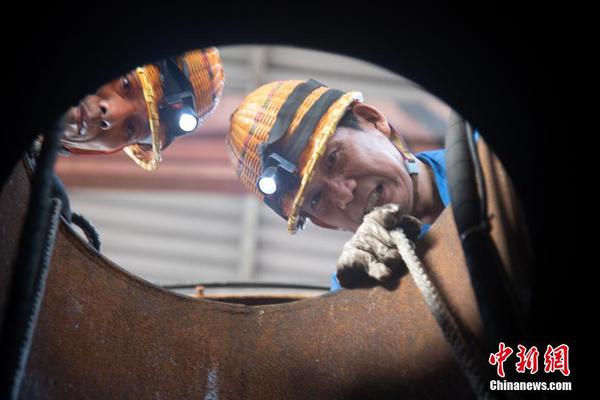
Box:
left=488, top=343, right=570, bottom=377
left=489, top=342, right=513, bottom=378
left=544, top=344, right=570, bottom=376
left=515, top=345, right=539, bottom=374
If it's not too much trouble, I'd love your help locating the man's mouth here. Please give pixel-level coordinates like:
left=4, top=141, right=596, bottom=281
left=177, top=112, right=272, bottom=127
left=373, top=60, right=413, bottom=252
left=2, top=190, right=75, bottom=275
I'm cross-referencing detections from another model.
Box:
left=78, top=120, right=89, bottom=137
left=67, top=120, right=88, bottom=137
left=364, top=184, right=384, bottom=216
left=64, top=105, right=92, bottom=140
left=77, top=105, right=89, bottom=137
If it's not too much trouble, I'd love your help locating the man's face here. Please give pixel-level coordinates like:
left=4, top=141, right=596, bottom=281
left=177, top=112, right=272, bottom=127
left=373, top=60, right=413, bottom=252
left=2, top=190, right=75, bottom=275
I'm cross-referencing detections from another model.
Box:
left=301, top=122, right=414, bottom=232
left=60, top=71, right=164, bottom=154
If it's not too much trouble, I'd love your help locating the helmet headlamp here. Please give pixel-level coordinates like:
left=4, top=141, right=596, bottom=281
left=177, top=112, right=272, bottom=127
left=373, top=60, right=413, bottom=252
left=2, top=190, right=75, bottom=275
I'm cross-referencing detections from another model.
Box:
left=158, top=58, right=199, bottom=139
left=257, top=153, right=299, bottom=197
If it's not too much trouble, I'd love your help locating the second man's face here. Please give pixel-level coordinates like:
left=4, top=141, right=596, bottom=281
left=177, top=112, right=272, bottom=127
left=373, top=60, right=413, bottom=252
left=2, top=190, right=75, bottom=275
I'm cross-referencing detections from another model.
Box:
left=301, top=120, right=415, bottom=232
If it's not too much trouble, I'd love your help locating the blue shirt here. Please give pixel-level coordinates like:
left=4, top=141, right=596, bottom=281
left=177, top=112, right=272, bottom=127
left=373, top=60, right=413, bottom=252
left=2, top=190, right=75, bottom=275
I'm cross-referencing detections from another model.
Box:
left=414, top=149, right=451, bottom=237
left=329, top=149, right=450, bottom=291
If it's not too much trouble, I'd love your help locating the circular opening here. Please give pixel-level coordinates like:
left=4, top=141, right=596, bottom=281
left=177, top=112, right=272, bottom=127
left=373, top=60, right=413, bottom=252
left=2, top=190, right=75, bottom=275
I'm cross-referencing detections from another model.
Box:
left=54, top=44, right=459, bottom=303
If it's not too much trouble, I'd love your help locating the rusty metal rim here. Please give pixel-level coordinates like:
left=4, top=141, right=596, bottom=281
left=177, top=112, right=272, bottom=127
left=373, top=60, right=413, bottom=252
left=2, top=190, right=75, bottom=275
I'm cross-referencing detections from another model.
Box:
left=162, top=282, right=329, bottom=291
left=59, top=219, right=350, bottom=312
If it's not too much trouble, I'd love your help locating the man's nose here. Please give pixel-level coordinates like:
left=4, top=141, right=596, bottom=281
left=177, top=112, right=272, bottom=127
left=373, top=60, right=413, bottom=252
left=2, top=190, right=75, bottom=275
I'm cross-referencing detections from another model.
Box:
left=324, top=176, right=357, bottom=210
left=83, top=94, right=134, bottom=126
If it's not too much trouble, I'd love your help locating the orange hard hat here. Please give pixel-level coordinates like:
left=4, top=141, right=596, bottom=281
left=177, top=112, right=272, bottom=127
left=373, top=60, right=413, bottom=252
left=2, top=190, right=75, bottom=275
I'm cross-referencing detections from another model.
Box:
left=125, top=47, right=225, bottom=170
left=226, top=79, right=363, bottom=234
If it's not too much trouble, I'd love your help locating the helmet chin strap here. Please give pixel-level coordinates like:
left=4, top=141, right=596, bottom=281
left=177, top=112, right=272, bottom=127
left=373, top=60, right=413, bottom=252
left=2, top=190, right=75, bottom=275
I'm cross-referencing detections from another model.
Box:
left=405, top=158, right=420, bottom=216
left=389, top=123, right=420, bottom=216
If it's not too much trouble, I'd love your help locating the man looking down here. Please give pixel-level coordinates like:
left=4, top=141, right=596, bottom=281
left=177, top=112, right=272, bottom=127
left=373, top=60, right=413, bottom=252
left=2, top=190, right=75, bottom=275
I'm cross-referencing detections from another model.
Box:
left=226, top=79, right=458, bottom=289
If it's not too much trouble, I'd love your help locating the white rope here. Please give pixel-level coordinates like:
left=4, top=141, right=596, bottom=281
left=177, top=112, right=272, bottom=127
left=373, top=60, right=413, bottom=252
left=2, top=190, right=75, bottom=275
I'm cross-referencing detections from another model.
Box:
left=390, top=228, right=493, bottom=400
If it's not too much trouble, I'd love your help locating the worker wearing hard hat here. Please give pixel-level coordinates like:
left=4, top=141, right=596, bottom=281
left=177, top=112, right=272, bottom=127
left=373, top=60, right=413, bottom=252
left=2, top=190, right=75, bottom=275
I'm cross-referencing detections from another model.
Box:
left=226, top=79, right=454, bottom=289
left=59, top=47, right=225, bottom=170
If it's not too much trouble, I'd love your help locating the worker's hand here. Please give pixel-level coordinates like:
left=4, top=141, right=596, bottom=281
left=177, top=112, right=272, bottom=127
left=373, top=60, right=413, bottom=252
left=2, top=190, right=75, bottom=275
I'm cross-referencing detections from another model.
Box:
left=336, top=203, right=422, bottom=289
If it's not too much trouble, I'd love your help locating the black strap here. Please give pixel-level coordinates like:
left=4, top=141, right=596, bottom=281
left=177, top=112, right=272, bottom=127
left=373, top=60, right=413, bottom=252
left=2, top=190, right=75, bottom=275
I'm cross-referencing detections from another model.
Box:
left=264, top=195, right=287, bottom=220
left=283, top=88, right=345, bottom=163
left=262, top=79, right=324, bottom=152
left=71, top=213, right=101, bottom=251
left=259, top=83, right=345, bottom=221
left=263, top=88, right=345, bottom=220
left=160, top=58, right=194, bottom=98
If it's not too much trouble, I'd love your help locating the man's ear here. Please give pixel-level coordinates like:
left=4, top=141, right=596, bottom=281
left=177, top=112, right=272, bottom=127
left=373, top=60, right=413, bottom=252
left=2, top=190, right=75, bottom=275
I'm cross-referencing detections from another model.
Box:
left=351, top=103, right=391, bottom=138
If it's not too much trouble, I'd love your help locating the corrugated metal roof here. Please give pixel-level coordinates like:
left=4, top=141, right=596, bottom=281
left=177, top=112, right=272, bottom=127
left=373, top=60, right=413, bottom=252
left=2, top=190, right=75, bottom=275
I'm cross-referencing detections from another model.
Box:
left=68, top=190, right=352, bottom=287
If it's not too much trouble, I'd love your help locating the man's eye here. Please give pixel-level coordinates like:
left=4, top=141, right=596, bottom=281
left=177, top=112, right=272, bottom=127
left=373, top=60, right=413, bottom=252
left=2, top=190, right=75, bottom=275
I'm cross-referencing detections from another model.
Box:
left=122, top=76, right=131, bottom=92
left=326, top=150, right=338, bottom=169
left=310, top=191, right=322, bottom=211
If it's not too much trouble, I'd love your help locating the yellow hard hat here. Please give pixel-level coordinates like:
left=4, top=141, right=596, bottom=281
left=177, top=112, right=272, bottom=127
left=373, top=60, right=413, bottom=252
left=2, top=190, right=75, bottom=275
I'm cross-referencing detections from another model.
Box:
left=226, top=79, right=363, bottom=234
left=125, top=47, right=225, bottom=170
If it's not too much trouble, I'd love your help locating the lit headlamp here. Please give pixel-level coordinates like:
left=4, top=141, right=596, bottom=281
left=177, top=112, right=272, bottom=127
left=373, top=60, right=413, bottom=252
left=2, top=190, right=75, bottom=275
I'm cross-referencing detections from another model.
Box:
left=257, top=153, right=299, bottom=197
left=158, top=58, right=199, bottom=139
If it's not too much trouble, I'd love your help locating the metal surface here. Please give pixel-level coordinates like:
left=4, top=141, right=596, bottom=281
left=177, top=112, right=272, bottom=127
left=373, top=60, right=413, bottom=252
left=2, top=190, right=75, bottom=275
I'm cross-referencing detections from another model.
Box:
left=0, top=142, right=532, bottom=399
